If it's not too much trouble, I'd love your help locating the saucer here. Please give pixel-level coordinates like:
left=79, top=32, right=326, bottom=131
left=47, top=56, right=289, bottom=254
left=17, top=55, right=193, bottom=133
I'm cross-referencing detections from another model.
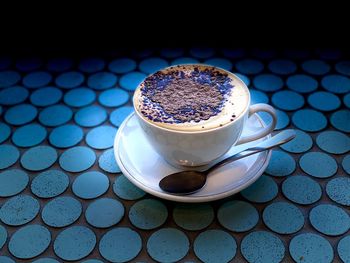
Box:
left=114, top=113, right=272, bottom=203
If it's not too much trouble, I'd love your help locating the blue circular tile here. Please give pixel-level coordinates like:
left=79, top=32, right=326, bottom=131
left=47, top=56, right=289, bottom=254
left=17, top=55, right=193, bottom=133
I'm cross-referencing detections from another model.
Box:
left=335, top=61, right=350, bottom=76
left=119, top=71, right=146, bottom=91
left=282, top=175, right=322, bottom=205
left=59, top=146, right=95, bottom=172
left=42, top=196, right=82, bottom=227
left=241, top=175, right=278, bottom=203
left=16, top=57, right=42, bottom=72
left=147, top=228, right=189, bottom=263
left=173, top=203, right=214, bottom=231
left=250, top=89, right=269, bottom=104
left=234, top=72, right=250, bottom=86
left=0, top=123, right=11, bottom=143
left=343, top=155, right=350, bottom=175
left=241, top=231, right=285, bottom=263
left=78, top=57, right=105, bottom=73
left=9, top=224, right=50, bottom=259
left=113, top=175, right=146, bottom=200
left=218, top=200, right=258, bottom=232
left=331, top=110, right=350, bottom=132
left=0, top=224, right=6, bottom=249
left=39, top=104, right=73, bottom=127
left=72, top=171, right=109, bottom=199
left=4, top=104, right=38, bottom=125
left=108, top=58, right=137, bottom=74
left=221, top=48, right=246, bottom=58
left=85, top=198, right=124, bottom=228
left=280, top=129, right=313, bottom=153
left=302, top=59, right=330, bottom=75
left=203, top=58, right=233, bottom=71
left=263, top=202, right=304, bottom=234
left=129, top=199, right=168, bottom=230
left=332, top=53, right=349, bottom=70
left=189, top=47, right=215, bottom=59
left=22, top=71, right=52, bottom=88
left=55, top=71, right=85, bottom=89
left=292, top=109, right=327, bottom=132
left=286, top=74, right=318, bottom=93
left=0, top=56, right=11, bottom=70
left=0, top=145, right=19, bottom=169
left=110, top=106, right=133, bottom=127
left=99, top=227, right=141, bottom=263
left=41, top=196, right=82, bottom=227
left=21, top=145, right=57, bottom=171
left=31, top=170, right=69, bottom=198
left=171, top=57, right=200, bottom=65
left=64, top=87, right=96, bottom=107
left=345, top=93, right=350, bottom=108
left=86, top=125, right=117, bottom=150
left=74, top=105, right=107, bottom=127
left=0, top=70, right=21, bottom=87
left=253, top=74, right=283, bottom=91
left=290, top=233, right=333, bottom=263
left=322, top=74, right=350, bottom=94
left=272, top=90, right=305, bottom=111
left=32, top=258, right=60, bottom=263
left=326, top=177, right=350, bottom=206
left=160, top=48, right=184, bottom=58
left=12, top=124, right=47, bottom=147
left=0, top=86, right=29, bottom=105
left=338, top=235, right=350, bottom=263
left=99, top=148, right=121, bottom=173
left=98, top=88, right=129, bottom=107
left=0, top=169, right=28, bottom=197
left=316, top=131, right=350, bottom=154
left=30, top=87, right=63, bottom=107
left=300, top=152, right=337, bottom=178
left=139, top=57, right=169, bottom=74
left=268, top=59, right=296, bottom=75
left=0, top=195, right=39, bottom=226
left=310, top=204, right=350, bottom=236
left=54, top=226, right=96, bottom=261
left=47, top=58, right=73, bottom=72
left=265, top=150, right=296, bottom=177
left=87, top=72, right=117, bottom=90
left=49, top=124, right=83, bottom=148
left=0, top=256, right=15, bottom=263
left=194, top=229, right=236, bottom=263
left=236, top=59, right=264, bottom=75
left=308, top=91, right=341, bottom=111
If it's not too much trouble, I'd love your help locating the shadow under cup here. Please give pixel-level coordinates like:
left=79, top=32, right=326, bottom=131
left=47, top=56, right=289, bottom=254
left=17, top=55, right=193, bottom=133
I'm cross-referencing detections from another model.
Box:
left=133, top=64, right=277, bottom=167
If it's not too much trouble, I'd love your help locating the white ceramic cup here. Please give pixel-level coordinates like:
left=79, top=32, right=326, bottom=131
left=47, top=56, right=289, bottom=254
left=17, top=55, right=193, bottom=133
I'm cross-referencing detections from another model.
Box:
left=134, top=65, right=277, bottom=167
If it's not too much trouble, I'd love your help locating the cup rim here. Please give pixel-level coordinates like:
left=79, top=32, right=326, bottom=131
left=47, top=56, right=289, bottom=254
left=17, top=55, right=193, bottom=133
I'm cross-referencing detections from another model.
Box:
left=133, top=64, right=251, bottom=134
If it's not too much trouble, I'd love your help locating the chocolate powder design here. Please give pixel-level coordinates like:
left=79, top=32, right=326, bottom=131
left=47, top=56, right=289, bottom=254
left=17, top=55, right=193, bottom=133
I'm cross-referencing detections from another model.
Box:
left=140, top=67, right=234, bottom=124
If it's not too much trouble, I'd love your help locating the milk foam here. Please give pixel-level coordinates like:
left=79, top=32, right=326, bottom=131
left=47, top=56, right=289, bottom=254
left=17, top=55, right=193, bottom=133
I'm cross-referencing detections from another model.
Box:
left=134, top=65, right=250, bottom=132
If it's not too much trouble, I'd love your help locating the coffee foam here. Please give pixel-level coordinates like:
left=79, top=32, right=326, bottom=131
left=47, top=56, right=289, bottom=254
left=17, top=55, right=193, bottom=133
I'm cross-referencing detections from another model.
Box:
left=134, top=65, right=249, bottom=132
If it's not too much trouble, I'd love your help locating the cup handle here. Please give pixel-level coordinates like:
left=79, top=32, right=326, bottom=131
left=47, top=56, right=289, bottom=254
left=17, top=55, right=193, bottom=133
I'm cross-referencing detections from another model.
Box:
left=236, top=103, right=277, bottom=145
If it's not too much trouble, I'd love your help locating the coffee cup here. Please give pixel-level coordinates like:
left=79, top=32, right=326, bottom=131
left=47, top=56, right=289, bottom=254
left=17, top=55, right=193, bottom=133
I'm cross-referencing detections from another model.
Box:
left=133, top=64, right=277, bottom=167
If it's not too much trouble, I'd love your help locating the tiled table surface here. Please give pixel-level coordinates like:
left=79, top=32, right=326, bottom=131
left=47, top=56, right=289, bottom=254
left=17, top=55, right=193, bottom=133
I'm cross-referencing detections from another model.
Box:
left=0, top=48, right=349, bottom=262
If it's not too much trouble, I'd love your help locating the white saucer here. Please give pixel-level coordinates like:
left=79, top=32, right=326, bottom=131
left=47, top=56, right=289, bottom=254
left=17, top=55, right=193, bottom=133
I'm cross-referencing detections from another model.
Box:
left=114, top=113, right=271, bottom=203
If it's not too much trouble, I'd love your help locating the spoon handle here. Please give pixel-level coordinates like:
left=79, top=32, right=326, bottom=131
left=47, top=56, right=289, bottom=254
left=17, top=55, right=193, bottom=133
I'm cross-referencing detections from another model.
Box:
left=204, top=130, right=295, bottom=174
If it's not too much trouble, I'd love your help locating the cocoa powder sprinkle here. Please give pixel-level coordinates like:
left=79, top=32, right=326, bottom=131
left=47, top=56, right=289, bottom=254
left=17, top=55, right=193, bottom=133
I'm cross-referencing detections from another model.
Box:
left=140, top=67, right=234, bottom=123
